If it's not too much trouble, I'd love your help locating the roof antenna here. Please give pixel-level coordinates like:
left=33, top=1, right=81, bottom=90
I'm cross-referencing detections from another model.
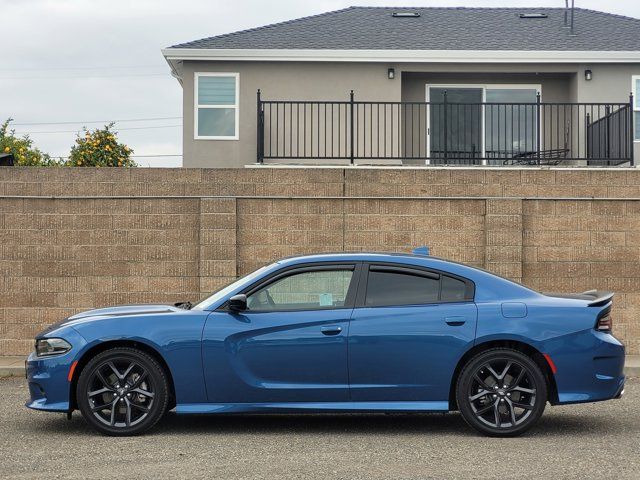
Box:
left=412, top=246, right=430, bottom=256
left=569, top=0, right=577, bottom=37
left=570, top=0, right=577, bottom=36
left=563, top=0, right=577, bottom=35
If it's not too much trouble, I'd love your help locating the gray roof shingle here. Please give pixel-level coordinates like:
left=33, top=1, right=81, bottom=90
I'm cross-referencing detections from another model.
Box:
left=169, top=7, right=640, bottom=51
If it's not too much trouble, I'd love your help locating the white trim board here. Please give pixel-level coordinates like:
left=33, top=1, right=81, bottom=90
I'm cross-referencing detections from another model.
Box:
left=633, top=75, right=640, bottom=142
left=163, top=49, right=640, bottom=64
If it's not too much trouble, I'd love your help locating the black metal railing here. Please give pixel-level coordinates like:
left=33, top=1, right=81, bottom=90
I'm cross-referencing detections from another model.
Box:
left=256, top=90, right=635, bottom=167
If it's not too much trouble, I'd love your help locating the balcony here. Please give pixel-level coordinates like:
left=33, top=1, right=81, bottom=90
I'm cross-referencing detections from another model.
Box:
left=256, top=91, right=635, bottom=167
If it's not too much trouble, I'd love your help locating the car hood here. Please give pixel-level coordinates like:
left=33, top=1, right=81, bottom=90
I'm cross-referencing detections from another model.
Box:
left=37, top=304, right=185, bottom=337
left=67, top=304, right=183, bottom=320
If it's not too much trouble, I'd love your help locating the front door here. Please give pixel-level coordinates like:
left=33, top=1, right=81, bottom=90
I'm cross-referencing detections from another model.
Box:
left=348, top=264, right=477, bottom=402
left=202, top=264, right=359, bottom=403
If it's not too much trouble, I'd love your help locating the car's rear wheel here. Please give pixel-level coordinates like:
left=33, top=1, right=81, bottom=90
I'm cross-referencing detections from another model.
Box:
left=76, top=347, right=168, bottom=436
left=456, top=348, right=547, bottom=437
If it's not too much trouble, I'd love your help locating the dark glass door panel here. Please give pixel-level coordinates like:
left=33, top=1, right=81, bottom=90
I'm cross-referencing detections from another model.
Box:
left=429, top=88, right=483, bottom=164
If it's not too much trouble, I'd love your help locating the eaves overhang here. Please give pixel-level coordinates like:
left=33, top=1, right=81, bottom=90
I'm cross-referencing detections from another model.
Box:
left=162, top=48, right=640, bottom=83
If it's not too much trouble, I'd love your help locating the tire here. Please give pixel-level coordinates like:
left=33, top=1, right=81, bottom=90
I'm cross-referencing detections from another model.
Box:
left=76, top=347, right=169, bottom=436
left=456, top=348, right=547, bottom=437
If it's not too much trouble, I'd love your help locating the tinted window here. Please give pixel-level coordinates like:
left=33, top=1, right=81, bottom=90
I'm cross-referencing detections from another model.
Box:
left=247, top=269, right=353, bottom=311
left=441, top=275, right=468, bottom=302
left=365, top=271, right=439, bottom=307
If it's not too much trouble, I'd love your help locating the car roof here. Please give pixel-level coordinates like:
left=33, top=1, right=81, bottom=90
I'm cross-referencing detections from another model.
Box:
left=276, top=252, right=481, bottom=277
left=277, top=251, right=448, bottom=263
left=278, top=251, right=429, bottom=261
left=275, top=252, right=539, bottom=302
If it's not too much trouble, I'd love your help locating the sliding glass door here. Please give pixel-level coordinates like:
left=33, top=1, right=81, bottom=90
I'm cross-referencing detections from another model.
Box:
left=427, top=85, right=540, bottom=164
left=485, top=88, right=538, bottom=164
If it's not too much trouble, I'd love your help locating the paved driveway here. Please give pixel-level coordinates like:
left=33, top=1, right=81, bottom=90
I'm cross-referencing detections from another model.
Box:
left=1, top=377, right=638, bottom=479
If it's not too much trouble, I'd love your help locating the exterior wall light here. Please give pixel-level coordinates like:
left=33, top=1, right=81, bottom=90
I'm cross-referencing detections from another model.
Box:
left=387, top=68, right=395, bottom=80
left=585, top=69, right=592, bottom=81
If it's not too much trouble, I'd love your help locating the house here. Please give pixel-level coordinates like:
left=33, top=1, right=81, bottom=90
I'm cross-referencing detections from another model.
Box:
left=162, top=6, right=640, bottom=168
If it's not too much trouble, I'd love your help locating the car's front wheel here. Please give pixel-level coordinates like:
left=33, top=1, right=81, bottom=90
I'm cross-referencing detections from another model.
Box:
left=456, top=348, right=547, bottom=437
left=76, top=347, right=169, bottom=436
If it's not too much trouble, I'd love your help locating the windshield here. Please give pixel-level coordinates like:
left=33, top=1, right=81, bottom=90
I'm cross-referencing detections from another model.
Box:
left=191, top=263, right=276, bottom=311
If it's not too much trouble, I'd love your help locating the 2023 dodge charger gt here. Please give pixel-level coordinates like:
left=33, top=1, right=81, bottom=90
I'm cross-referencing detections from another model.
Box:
left=26, top=251, right=625, bottom=436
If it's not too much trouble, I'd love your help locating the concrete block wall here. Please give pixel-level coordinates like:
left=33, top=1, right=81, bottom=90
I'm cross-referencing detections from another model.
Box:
left=1, top=166, right=639, bottom=355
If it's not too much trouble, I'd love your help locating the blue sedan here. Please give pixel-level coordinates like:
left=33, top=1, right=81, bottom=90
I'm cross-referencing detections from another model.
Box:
left=26, top=250, right=625, bottom=436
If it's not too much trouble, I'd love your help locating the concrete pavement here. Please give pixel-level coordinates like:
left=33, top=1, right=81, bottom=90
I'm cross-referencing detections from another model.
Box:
left=1, top=376, right=639, bottom=479
left=0, top=357, right=25, bottom=378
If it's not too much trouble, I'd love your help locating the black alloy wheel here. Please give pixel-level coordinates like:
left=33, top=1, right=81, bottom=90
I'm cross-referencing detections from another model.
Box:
left=456, top=348, right=547, bottom=437
left=76, top=347, right=168, bottom=436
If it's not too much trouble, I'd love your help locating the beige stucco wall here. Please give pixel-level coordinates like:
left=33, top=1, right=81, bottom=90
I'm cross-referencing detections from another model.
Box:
left=182, top=61, right=401, bottom=167
left=401, top=72, right=573, bottom=103
left=179, top=61, right=640, bottom=167
left=571, top=64, right=640, bottom=160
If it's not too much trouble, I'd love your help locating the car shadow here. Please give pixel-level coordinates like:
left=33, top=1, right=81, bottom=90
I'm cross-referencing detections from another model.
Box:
left=156, top=411, right=474, bottom=436
left=27, top=410, right=634, bottom=438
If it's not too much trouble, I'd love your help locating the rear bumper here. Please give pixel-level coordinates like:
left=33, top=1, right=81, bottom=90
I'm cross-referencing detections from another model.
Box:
left=553, top=330, right=625, bottom=405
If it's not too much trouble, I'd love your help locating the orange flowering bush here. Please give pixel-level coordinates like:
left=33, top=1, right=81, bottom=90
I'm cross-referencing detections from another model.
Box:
left=0, top=119, right=58, bottom=166
left=67, top=123, right=136, bottom=167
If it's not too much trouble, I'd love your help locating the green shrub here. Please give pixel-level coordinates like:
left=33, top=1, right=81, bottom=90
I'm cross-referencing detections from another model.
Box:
left=0, top=119, right=59, bottom=166
left=67, top=123, right=136, bottom=167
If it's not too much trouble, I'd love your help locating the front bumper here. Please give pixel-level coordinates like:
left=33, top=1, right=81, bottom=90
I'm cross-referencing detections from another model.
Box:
left=25, top=328, right=86, bottom=413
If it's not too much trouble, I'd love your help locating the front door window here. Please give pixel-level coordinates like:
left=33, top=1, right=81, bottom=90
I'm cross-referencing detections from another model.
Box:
left=247, top=269, right=354, bottom=311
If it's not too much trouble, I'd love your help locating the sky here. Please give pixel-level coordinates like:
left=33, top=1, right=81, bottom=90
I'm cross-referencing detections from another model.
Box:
left=2, top=0, right=639, bottom=167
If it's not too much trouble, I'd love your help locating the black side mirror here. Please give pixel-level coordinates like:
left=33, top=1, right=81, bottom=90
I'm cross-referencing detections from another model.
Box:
left=228, top=294, right=247, bottom=312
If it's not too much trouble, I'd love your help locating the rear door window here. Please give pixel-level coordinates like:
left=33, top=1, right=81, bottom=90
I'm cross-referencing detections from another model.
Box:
left=440, top=275, right=468, bottom=302
left=365, top=268, right=440, bottom=307
left=364, top=265, right=473, bottom=307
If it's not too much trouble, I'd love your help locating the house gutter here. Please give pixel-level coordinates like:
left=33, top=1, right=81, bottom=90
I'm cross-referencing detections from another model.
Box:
left=162, top=48, right=640, bottom=65
left=163, top=56, right=183, bottom=85
left=163, top=49, right=640, bottom=82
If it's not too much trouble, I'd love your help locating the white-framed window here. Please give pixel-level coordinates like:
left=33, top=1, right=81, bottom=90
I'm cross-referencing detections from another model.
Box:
left=194, top=72, right=239, bottom=140
left=633, top=75, right=640, bottom=141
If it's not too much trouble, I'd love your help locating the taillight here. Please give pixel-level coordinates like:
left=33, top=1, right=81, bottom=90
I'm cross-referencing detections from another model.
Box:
left=596, top=312, right=612, bottom=332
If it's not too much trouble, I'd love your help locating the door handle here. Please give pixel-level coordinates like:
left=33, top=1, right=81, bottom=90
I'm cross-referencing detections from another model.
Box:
left=445, top=316, right=466, bottom=326
left=321, top=326, right=343, bottom=336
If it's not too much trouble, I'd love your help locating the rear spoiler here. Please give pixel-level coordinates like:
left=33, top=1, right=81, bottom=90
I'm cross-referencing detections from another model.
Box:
left=543, top=290, right=614, bottom=307
left=581, top=290, right=614, bottom=307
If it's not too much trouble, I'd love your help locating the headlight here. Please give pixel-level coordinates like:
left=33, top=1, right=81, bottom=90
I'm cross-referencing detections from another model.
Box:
left=35, top=338, right=72, bottom=357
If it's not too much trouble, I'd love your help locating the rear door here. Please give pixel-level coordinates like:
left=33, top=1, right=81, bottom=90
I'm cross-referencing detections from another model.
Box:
left=348, top=263, right=477, bottom=402
left=202, top=263, right=361, bottom=403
